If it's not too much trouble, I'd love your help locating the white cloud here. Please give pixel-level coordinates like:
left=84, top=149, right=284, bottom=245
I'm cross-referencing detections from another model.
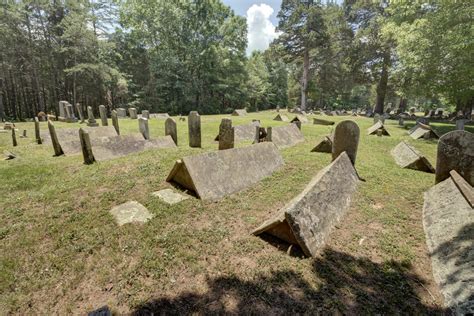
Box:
left=246, top=3, right=280, bottom=55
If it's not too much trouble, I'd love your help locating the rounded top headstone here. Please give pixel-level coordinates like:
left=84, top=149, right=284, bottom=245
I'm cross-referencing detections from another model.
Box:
left=332, top=120, right=360, bottom=165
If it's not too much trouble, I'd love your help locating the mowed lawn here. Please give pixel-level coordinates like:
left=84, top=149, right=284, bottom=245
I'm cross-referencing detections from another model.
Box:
left=1, top=111, right=471, bottom=314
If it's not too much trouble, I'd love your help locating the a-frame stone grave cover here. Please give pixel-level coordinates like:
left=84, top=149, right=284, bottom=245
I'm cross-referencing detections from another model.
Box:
left=311, top=134, right=333, bottom=153
left=273, top=114, right=289, bottom=122
left=313, top=118, right=335, bottom=125
left=391, top=141, right=435, bottom=173
left=232, top=109, right=247, bottom=116
left=253, top=152, right=359, bottom=257
left=409, top=123, right=440, bottom=140
left=290, top=115, right=308, bottom=123
left=367, top=121, right=390, bottom=136
left=267, top=124, right=304, bottom=149
left=166, top=142, right=283, bottom=200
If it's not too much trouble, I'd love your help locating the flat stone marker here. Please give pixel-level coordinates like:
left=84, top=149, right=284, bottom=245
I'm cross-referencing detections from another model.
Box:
left=138, top=117, right=150, bottom=140
left=332, top=120, right=359, bottom=165
left=141, top=110, right=150, bottom=119
left=166, top=142, right=283, bottom=200
left=188, top=111, right=201, bottom=148
left=151, top=189, right=189, bottom=205
left=129, top=108, right=138, bottom=119
left=218, top=118, right=234, bottom=150
left=311, top=134, right=333, bottom=153
left=110, top=201, right=153, bottom=226
left=367, top=121, right=390, bottom=136
left=266, top=124, right=304, bottom=149
left=253, top=152, right=359, bottom=257
left=409, top=124, right=439, bottom=140
left=99, top=105, right=108, bottom=126
left=87, top=106, right=99, bottom=127
left=215, top=121, right=260, bottom=143
left=273, top=114, right=289, bottom=122
left=423, top=176, right=473, bottom=314
left=291, top=115, right=308, bottom=124
left=435, top=130, right=473, bottom=186
left=391, top=141, right=435, bottom=173
left=165, top=118, right=177, bottom=145
left=232, top=109, right=247, bottom=116
left=313, top=118, right=334, bottom=126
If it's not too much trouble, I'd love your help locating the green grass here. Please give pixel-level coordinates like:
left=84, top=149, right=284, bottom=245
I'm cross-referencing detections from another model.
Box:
left=0, top=112, right=471, bottom=314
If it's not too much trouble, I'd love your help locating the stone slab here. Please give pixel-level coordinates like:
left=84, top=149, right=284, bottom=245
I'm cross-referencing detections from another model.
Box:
left=232, top=109, right=247, bottom=116
left=166, top=142, right=283, bottom=200
left=267, top=124, right=304, bottom=149
left=367, top=121, right=390, bottom=136
left=391, top=141, right=435, bottom=173
left=253, top=152, right=359, bottom=257
left=151, top=189, right=190, bottom=205
left=450, top=170, right=474, bottom=208
left=214, top=121, right=260, bottom=143
left=110, top=201, right=153, bottom=226
left=273, top=114, right=289, bottom=122
left=291, top=115, right=308, bottom=123
left=423, top=178, right=473, bottom=314
left=410, top=124, right=440, bottom=140
left=313, top=118, right=334, bottom=125
left=150, top=113, right=170, bottom=119
left=311, top=135, right=333, bottom=153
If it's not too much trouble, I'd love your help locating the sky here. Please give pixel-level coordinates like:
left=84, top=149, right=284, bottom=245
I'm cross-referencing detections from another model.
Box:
left=221, top=0, right=282, bottom=55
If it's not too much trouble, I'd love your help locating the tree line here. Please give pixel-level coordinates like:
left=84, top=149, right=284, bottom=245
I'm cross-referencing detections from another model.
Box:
left=0, top=0, right=472, bottom=121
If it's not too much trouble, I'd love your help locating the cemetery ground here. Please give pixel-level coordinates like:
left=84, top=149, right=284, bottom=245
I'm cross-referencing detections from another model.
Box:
left=1, top=112, right=472, bottom=314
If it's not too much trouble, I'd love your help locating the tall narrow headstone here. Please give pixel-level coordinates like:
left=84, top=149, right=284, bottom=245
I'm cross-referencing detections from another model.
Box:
left=456, top=119, right=468, bottom=131
left=47, top=120, right=64, bottom=156
left=87, top=106, right=99, bottom=127
left=99, top=105, right=108, bottom=126
left=141, top=110, right=150, bottom=119
left=332, top=120, right=360, bottom=165
left=58, top=101, right=67, bottom=121
left=139, top=117, right=150, bottom=140
left=79, top=128, right=95, bottom=164
left=76, top=103, right=85, bottom=123
left=65, top=103, right=77, bottom=122
left=11, top=128, right=17, bottom=147
left=111, top=110, right=120, bottom=135
left=34, top=117, right=42, bottom=144
left=129, top=108, right=137, bottom=119
left=188, top=111, right=201, bottom=148
left=165, top=118, right=177, bottom=145
left=435, top=130, right=474, bottom=186
left=218, top=118, right=234, bottom=150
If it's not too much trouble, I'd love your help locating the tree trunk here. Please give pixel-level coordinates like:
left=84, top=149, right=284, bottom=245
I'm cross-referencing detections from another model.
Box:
left=300, top=48, right=309, bottom=111
left=398, top=97, right=407, bottom=113
left=0, top=78, right=4, bottom=122
left=374, top=50, right=390, bottom=114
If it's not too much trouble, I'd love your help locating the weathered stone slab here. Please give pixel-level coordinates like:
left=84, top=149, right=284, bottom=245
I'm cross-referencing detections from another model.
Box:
left=165, top=118, right=177, bottom=145
left=218, top=118, right=234, bottom=150
left=291, top=115, right=308, bottom=123
left=214, top=121, right=260, bottom=143
left=138, top=117, right=149, bottom=140
left=141, top=110, right=150, bottom=119
left=151, top=189, right=189, bottom=205
left=273, top=114, right=289, bottom=122
left=311, top=135, right=333, bottom=153
left=34, top=117, right=42, bottom=144
left=456, top=119, right=469, bottom=130
left=116, top=108, right=127, bottom=118
left=87, top=106, right=99, bottom=127
left=409, top=124, right=439, bottom=140
left=253, top=152, right=359, bottom=257
left=188, top=111, right=201, bottom=148
left=166, top=142, right=283, bottom=200
left=332, top=120, right=359, bottom=165
left=76, top=103, right=85, bottom=123
left=99, top=105, right=108, bottom=126
left=65, top=103, right=78, bottom=123
left=129, top=108, right=138, bottom=119
left=58, top=101, right=67, bottom=120
left=450, top=170, right=474, bottom=208
left=313, top=118, right=334, bottom=125
left=435, top=130, right=473, bottom=186
left=423, top=177, right=473, bottom=314
left=367, top=121, right=390, bottom=136
left=266, top=124, right=304, bottom=149
left=391, top=141, right=435, bottom=173
left=110, top=201, right=153, bottom=226
left=232, top=109, right=247, bottom=116
left=111, top=110, right=120, bottom=135
left=79, top=128, right=95, bottom=164
left=11, top=129, right=17, bottom=147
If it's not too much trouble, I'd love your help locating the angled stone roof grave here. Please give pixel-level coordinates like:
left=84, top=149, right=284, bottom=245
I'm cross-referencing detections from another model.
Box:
left=311, top=135, right=333, bottom=153
left=290, top=115, right=308, bottom=123
left=265, top=124, right=304, bottom=149
left=166, top=142, right=283, bottom=200
left=313, top=118, right=335, bottom=125
left=214, top=121, right=259, bottom=143
left=367, top=121, right=390, bottom=136
left=409, top=123, right=440, bottom=140
left=232, top=109, right=247, bottom=116
left=422, top=172, right=473, bottom=314
left=391, top=141, right=435, bottom=173
left=253, top=152, right=359, bottom=257
left=273, top=114, right=289, bottom=122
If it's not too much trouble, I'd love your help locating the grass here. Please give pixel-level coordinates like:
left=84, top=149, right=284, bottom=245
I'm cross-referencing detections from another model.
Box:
left=0, top=111, right=472, bottom=314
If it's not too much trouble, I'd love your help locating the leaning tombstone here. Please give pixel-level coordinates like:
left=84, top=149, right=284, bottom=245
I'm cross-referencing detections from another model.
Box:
left=138, top=117, right=150, bottom=140
left=391, top=141, right=435, bottom=173
left=65, top=103, right=78, bottom=122
left=141, top=110, right=150, bottom=119
left=20, top=129, right=27, bottom=138
left=188, top=111, right=201, bottom=148
left=76, top=103, right=85, bottom=123
left=129, top=108, right=138, bottom=119
left=87, top=106, right=99, bottom=127
left=218, top=118, right=234, bottom=150
left=11, top=129, right=17, bottom=147
left=34, top=117, right=42, bottom=144
left=165, top=118, right=177, bottom=145
left=111, top=110, right=120, bottom=135
left=99, top=105, right=108, bottom=126
left=332, top=120, right=359, bottom=165
left=47, top=120, right=64, bottom=156
left=79, top=128, right=95, bottom=164
left=435, top=130, right=473, bottom=186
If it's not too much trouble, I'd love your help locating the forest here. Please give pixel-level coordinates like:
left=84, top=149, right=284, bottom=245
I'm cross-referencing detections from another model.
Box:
left=0, top=0, right=472, bottom=120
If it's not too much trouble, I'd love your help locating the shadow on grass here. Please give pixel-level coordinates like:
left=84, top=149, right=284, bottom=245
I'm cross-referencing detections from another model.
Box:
left=131, top=248, right=444, bottom=315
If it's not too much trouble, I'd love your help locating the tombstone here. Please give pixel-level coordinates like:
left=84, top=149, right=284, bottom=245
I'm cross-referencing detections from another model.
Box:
left=313, top=118, right=335, bottom=126
left=3, top=150, right=16, bottom=160
left=391, top=141, right=435, bottom=173
left=165, top=118, right=177, bottom=145
left=232, top=109, right=247, bottom=116
left=142, top=110, right=150, bottom=119
left=332, top=120, right=360, bottom=165
left=58, top=101, right=67, bottom=121
left=34, top=117, right=42, bottom=144
left=116, top=108, right=127, bottom=118
left=75, top=103, right=85, bottom=123
left=292, top=120, right=302, bottom=130
left=111, top=110, right=120, bottom=135
left=79, top=128, right=95, bottom=165
left=253, top=152, right=359, bottom=257
left=11, top=129, right=17, bottom=147
left=65, top=103, right=78, bottom=122
left=188, top=111, right=201, bottom=148
left=291, top=115, right=308, bottom=124
left=373, top=113, right=385, bottom=124
left=47, top=120, right=64, bottom=156
left=367, top=121, right=390, bottom=136
left=151, top=189, right=189, bottom=205
left=409, top=123, right=439, bottom=140
left=19, top=129, right=27, bottom=138
left=129, top=108, right=138, bottom=119
left=265, top=124, right=304, bottom=149
left=435, top=130, right=473, bottom=186
left=138, top=117, right=150, bottom=140
left=456, top=119, right=468, bottom=131
left=218, top=118, right=234, bottom=150
left=99, top=105, right=108, bottom=126
left=87, top=106, right=99, bottom=127
left=166, top=142, right=283, bottom=200
left=434, top=108, right=444, bottom=117
left=215, top=121, right=260, bottom=143
left=311, top=135, right=333, bottom=153
left=109, top=201, right=153, bottom=226
left=416, top=117, right=430, bottom=125
left=276, top=106, right=280, bottom=112
left=398, top=117, right=404, bottom=126
left=273, top=114, right=289, bottom=122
